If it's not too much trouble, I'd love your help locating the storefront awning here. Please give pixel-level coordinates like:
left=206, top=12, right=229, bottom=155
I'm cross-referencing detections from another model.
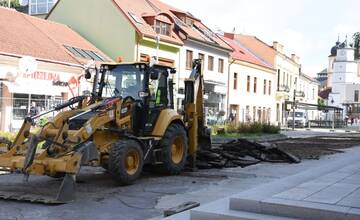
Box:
left=2, top=80, right=65, bottom=96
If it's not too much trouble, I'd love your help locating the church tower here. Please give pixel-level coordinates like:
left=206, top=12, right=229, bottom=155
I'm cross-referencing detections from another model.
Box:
left=332, top=41, right=358, bottom=91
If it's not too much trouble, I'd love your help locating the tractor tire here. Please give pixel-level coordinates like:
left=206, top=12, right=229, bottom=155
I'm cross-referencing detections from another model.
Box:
left=158, top=123, right=188, bottom=175
left=0, top=137, right=12, bottom=150
left=108, top=140, right=144, bottom=185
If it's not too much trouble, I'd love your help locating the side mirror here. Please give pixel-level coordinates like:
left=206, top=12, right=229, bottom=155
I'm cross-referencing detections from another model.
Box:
left=85, top=69, right=92, bottom=79
left=150, top=70, right=159, bottom=80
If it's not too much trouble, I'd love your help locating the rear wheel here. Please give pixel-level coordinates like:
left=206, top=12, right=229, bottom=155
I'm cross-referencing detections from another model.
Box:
left=158, top=123, right=188, bottom=175
left=108, top=140, right=144, bottom=185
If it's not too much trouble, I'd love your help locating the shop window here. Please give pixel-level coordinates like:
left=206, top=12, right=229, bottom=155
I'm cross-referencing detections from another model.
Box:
left=218, top=58, right=224, bottom=73
left=208, top=56, right=214, bottom=71
left=247, top=76, right=250, bottom=92
left=254, top=77, right=257, bottom=93
left=186, top=50, right=193, bottom=70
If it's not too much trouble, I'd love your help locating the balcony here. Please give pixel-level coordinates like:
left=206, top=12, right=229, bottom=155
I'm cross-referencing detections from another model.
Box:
left=277, top=84, right=290, bottom=93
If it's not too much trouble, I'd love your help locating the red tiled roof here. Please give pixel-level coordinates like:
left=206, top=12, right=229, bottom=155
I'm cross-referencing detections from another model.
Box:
left=220, top=35, right=274, bottom=70
left=0, top=7, right=110, bottom=65
left=112, top=0, right=230, bottom=51
left=112, top=0, right=183, bottom=45
left=319, top=87, right=332, bottom=99
left=150, top=0, right=232, bottom=51
left=235, top=34, right=277, bottom=66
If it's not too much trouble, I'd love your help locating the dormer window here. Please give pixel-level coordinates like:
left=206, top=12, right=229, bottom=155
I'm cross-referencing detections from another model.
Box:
left=155, top=20, right=171, bottom=36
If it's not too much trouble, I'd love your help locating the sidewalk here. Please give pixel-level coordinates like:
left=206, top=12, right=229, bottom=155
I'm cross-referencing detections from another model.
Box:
left=165, top=146, right=360, bottom=220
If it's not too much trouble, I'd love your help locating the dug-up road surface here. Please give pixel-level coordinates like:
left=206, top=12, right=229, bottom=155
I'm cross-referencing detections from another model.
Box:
left=0, top=132, right=359, bottom=220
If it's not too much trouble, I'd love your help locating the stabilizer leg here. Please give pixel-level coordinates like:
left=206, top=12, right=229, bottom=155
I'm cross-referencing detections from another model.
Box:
left=56, top=174, right=76, bottom=203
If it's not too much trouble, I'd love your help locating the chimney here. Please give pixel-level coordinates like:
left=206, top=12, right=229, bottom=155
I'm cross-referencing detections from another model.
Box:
left=224, top=32, right=235, bottom=40
left=273, top=41, right=284, bottom=53
left=291, top=54, right=300, bottom=64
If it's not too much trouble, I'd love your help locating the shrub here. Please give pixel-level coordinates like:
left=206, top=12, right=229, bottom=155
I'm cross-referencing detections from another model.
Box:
left=0, top=131, right=16, bottom=142
left=223, top=122, right=280, bottom=135
left=225, top=123, right=238, bottom=133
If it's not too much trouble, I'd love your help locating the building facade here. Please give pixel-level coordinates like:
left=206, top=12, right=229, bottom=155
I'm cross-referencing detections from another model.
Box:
left=298, top=73, right=320, bottom=120
left=234, top=35, right=305, bottom=126
left=221, top=33, right=277, bottom=124
left=48, top=0, right=232, bottom=121
left=0, top=7, right=110, bottom=131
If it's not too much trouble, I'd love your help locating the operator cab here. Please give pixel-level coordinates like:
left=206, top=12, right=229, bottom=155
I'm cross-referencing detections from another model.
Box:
left=98, top=62, right=176, bottom=135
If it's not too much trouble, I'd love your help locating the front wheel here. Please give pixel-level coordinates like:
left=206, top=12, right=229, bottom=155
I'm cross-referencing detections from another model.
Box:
left=108, top=140, right=144, bottom=185
left=158, top=123, right=188, bottom=175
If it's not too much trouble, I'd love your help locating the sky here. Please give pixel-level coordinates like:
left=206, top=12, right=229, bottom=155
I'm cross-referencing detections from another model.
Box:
left=161, top=0, right=360, bottom=76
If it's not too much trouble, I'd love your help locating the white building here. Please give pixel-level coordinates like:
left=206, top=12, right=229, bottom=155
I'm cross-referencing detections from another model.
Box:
left=234, top=35, right=302, bottom=126
left=298, top=73, right=320, bottom=120
left=329, top=40, right=360, bottom=119
left=222, top=33, right=277, bottom=124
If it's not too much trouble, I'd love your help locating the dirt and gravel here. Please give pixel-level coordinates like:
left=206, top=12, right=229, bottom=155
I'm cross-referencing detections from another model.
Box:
left=271, top=135, right=360, bottom=160
left=0, top=132, right=359, bottom=219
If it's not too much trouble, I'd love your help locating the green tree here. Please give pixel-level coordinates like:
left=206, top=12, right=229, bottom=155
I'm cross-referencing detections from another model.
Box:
left=354, top=32, right=360, bottom=60
left=0, top=0, right=20, bottom=8
left=318, top=98, right=326, bottom=111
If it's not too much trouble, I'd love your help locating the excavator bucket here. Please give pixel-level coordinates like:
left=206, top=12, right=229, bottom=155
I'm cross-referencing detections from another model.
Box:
left=0, top=120, right=82, bottom=204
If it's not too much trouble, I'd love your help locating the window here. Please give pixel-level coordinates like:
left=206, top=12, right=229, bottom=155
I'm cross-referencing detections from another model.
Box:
left=29, top=0, right=57, bottom=15
left=254, top=77, right=257, bottom=93
left=198, top=53, right=205, bottom=61
left=355, top=90, right=359, bottom=102
left=246, top=105, right=250, bottom=122
left=208, top=56, right=214, bottom=71
left=129, top=12, right=143, bottom=24
left=233, top=72, right=238, bottom=90
left=186, top=50, right=193, bottom=70
left=263, top=79, right=267, bottom=95
left=64, top=46, right=105, bottom=61
left=269, top=80, right=272, bottom=95
left=277, top=69, right=280, bottom=90
left=155, top=20, right=171, bottom=36
left=253, top=106, right=256, bottom=122
left=247, top=76, right=250, bottom=92
left=218, top=58, right=224, bottom=73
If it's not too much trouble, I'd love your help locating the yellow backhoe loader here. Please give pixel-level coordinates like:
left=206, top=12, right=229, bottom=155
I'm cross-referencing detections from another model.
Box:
left=0, top=59, right=211, bottom=204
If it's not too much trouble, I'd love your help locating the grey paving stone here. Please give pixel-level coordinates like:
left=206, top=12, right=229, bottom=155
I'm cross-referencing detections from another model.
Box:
left=297, top=181, right=333, bottom=191
left=346, top=208, right=360, bottom=220
left=340, top=174, right=360, bottom=185
left=304, top=183, right=359, bottom=204
left=338, top=188, right=360, bottom=208
left=273, top=187, right=317, bottom=200
left=261, top=198, right=351, bottom=220
left=312, top=172, right=352, bottom=184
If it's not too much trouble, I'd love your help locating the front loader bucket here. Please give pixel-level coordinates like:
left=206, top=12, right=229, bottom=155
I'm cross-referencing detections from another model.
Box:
left=0, top=173, right=76, bottom=204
